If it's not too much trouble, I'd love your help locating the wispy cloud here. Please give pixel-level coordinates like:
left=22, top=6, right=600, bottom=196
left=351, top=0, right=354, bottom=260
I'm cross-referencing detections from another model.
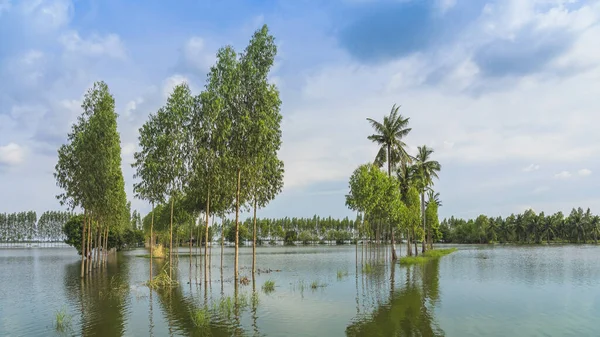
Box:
left=523, top=164, right=540, bottom=172
left=554, top=171, right=572, bottom=179
left=578, top=168, right=592, bottom=177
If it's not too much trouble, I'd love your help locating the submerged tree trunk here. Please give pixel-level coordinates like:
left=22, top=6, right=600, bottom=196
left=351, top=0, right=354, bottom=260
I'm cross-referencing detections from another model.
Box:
left=234, top=168, right=241, bottom=283
left=252, top=199, right=257, bottom=275
left=421, top=192, right=426, bottom=254
left=150, top=204, right=154, bottom=281
left=406, top=229, right=411, bottom=256
left=104, top=226, right=109, bottom=265
left=221, top=217, right=224, bottom=273
left=170, top=196, right=174, bottom=280
left=81, top=213, right=87, bottom=278
left=205, top=190, right=210, bottom=280
left=87, top=219, right=92, bottom=273
left=391, top=227, right=397, bottom=261
left=95, top=226, right=101, bottom=269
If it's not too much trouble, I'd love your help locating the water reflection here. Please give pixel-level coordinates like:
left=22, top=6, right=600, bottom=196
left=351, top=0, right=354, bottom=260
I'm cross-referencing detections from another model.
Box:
left=347, top=249, right=444, bottom=337
left=63, top=254, right=129, bottom=336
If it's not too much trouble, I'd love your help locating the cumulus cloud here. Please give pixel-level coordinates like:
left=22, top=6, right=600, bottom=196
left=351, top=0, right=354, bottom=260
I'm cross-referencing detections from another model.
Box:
left=59, top=31, right=127, bottom=59
left=182, top=37, right=215, bottom=72
left=554, top=171, right=572, bottom=179
left=0, top=143, right=25, bottom=166
left=578, top=168, right=592, bottom=177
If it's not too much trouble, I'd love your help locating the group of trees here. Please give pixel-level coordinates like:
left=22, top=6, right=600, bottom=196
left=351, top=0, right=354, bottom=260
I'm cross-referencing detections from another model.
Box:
left=132, top=24, right=284, bottom=282
left=441, top=207, right=600, bottom=244
left=54, top=81, right=129, bottom=278
left=346, top=104, right=442, bottom=260
left=0, top=211, right=71, bottom=246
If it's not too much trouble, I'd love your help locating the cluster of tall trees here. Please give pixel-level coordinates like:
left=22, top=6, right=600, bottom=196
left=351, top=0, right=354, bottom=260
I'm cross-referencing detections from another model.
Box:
left=441, top=207, right=600, bottom=244
left=54, top=81, right=129, bottom=278
left=0, top=211, right=72, bottom=246
left=346, top=104, right=442, bottom=260
left=132, top=24, right=284, bottom=282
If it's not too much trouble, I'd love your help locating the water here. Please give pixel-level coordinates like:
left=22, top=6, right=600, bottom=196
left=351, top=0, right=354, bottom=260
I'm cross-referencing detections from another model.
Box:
left=1, top=245, right=599, bottom=336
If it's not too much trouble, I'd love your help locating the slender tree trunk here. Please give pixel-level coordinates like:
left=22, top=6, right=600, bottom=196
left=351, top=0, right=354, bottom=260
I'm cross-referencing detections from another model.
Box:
left=253, top=199, right=257, bottom=275
left=234, top=168, right=241, bottom=283
left=413, top=228, right=418, bottom=256
left=87, top=219, right=92, bottom=273
left=95, top=226, right=101, bottom=269
left=104, top=226, right=109, bottom=265
left=221, top=217, right=224, bottom=272
left=189, top=217, right=193, bottom=271
left=406, top=229, right=411, bottom=256
left=150, top=204, right=154, bottom=282
left=170, top=196, right=174, bottom=280
left=391, top=227, right=397, bottom=261
left=421, top=192, right=426, bottom=253
left=205, top=190, right=210, bottom=280
left=81, top=213, right=87, bottom=278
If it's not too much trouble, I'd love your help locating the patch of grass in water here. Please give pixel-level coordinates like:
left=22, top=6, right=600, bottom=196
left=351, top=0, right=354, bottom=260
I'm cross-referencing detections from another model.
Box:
left=190, top=307, right=211, bottom=333
left=337, top=269, right=348, bottom=280
left=262, top=280, right=275, bottom=293
left=399, top=248, right=457, bottom=265
left=363, top=263, right=374, bottom=274
left=146, top=269, right=178, bottom=289
left=55, top=306, right=72, bottom=332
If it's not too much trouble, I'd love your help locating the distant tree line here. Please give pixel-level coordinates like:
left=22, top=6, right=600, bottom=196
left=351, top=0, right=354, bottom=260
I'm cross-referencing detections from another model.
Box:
left=0, top=211, right=71, bottom=246
left=440, top=207, right=600, bottom=244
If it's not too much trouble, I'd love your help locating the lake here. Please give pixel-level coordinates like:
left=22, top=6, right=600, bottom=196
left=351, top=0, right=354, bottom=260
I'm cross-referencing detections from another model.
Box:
left=1, top=244, right=599, bottom=336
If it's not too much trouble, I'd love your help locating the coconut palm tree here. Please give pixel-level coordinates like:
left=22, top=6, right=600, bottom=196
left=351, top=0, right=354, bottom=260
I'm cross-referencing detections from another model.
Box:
left=413, top=145, right=441, bottom=253
left=367, top=104, right=412, bottom=260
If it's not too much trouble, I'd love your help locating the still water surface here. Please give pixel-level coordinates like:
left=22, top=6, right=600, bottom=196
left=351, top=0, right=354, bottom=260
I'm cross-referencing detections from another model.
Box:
left=1, top=245, right=599, bottom=336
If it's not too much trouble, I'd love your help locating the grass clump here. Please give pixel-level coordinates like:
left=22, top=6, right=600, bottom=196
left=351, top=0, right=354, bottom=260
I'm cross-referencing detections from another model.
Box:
left=190, top=307, right=210, bottom=331
left=55, top=306, right=72, bottom=332
left=363, top=263, right=374, bottom=274
left=336, top=270, right=349, bottom=280
left=399, top=248, right=457, bottom=265
left=146, top=269, right=178, bottom=289
left=424, top=248, right=457, bottom=258
left=262, top=280, right=275, bottom=293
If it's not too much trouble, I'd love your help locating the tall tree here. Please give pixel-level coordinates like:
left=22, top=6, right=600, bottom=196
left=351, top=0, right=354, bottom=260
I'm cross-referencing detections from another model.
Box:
left=157, top=83, right=194, bottom=279
left=239, top=25, right=284, bottom=276
left=367, top=104, right=411, bottom=260
left=132, top=111, right=165, bottom=282
left=413, top=145, right=441, bottom=253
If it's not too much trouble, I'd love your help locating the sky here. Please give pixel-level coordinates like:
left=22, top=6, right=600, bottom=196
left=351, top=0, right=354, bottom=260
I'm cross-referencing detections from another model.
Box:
left=1, top=0, right=600, bottom=221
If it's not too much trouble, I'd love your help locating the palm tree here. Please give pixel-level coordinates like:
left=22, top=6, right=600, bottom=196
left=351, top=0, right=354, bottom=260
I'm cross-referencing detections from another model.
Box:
left=367, top=104, right=412, bottom=176
left=426, top=190, right=442, bottom=207
left=413, top=145, right=441, bottom=253
left=367, top=104, right=411, bottom=260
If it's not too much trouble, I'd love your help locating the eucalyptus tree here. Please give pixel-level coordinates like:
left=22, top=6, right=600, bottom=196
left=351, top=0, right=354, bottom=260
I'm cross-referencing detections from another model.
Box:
left=413, top=145, right=441, bottom=253
left=366, top=104, right=411, bottom=259
left=132, top=111, right=165, bottom=281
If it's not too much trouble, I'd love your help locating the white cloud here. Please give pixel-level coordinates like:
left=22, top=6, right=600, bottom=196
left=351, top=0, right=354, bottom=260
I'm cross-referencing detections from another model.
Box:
left=554, top=171, right=572, bottom=179
left=182, top=37, right=215, bottom=72
left=19, top=0, right=73, bottom=31
left=523, top=164, right=540, bottom=172
left=0, top=143, right=25, bottom=166
left=59, top=31, right=127, bottom=59
left=162, top=74, right=191, bottom=99
left=578, top=168, right=592, bottom=176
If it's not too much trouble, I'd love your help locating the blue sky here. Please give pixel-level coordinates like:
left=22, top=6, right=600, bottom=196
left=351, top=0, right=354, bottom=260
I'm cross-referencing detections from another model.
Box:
left=1, top=0, right=600, bottom=220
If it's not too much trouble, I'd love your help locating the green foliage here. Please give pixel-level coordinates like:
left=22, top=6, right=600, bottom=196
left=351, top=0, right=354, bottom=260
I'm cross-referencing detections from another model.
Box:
left=262, top=280, right=275, bottom=293
left=55, top=306, right=72, bottom=332
left=190, top=307, right=211, bottom=332
left=63, top=215, right=144, bottom=254
left=399, top=248, right=456, bottom=265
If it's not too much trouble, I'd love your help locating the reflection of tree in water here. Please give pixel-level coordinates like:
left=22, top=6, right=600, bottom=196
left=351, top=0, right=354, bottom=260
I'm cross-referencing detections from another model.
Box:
left=346, top=258, right=444, bottom=337
left=63, top=256, right=130, bottom=337
left=152, top=265, right=251, bottom=337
